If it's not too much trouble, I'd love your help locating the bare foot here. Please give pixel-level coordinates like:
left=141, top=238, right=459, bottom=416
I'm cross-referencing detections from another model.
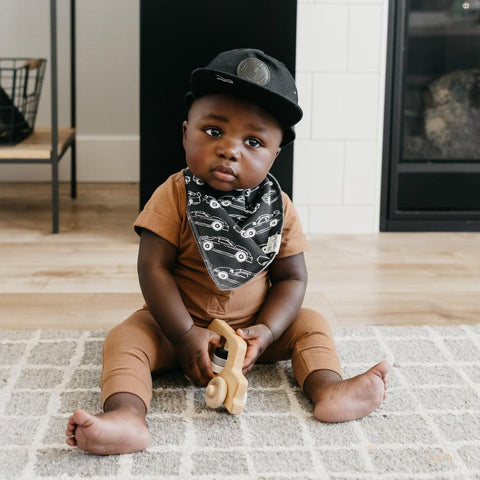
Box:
left=66, top=408, right=152, bottom=455
left=308, top=361, right=390, bottom=423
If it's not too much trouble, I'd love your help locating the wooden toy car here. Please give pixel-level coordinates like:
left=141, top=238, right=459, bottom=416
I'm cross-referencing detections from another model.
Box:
left=204, top=319, right=248, bottom=414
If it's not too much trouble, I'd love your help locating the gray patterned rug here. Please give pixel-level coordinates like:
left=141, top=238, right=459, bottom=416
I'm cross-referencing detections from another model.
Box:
left=1, top=326, right=480, bottom=480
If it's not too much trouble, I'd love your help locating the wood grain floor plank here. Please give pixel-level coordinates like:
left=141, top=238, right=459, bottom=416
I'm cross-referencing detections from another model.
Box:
left=1, top=182, right=479, bottom=329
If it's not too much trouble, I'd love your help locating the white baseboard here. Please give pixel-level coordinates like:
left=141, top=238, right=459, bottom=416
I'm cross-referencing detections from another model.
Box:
left=0, top=135, right=140, bottom=182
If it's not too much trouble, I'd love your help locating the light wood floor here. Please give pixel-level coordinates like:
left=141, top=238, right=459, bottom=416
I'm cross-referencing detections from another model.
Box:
left=1, top=182, right=479, bottom=329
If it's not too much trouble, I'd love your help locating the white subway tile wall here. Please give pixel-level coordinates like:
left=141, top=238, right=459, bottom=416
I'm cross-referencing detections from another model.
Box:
left=294, top=0, right=388, bottom=233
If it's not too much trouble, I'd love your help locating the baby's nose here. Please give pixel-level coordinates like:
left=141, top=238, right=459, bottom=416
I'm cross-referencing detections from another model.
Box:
left=217, top=138, right=241, bottom=161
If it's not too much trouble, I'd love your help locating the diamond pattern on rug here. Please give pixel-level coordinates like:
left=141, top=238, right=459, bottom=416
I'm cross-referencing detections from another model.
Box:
left=0, top=326, right=479, bottom=479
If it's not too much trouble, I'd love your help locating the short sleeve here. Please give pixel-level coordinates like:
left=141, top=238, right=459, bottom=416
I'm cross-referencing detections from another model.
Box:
left=133, top=171, right=187, bottom=247
left=276, top=192, right=308, bottom=258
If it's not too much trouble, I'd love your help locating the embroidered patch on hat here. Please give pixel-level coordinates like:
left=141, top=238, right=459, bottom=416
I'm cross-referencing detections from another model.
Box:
left=236, top=58, right=270, bottom=86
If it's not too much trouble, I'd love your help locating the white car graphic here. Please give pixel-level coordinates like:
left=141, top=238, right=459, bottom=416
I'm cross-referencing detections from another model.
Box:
left=190, top=211, right=229, bottom=232
left=262, top=190, right=279, bottom=205
left=200, top=236, right=253, bottom=263
left=213, top=267, right=255, bottom=284
left=217, top=195, right=261, bottom=214
left=234, top=210, right=282, bottom=238
left=187, top=191, right=202, bottom=206
left=203, top=195, right=221, bottom=209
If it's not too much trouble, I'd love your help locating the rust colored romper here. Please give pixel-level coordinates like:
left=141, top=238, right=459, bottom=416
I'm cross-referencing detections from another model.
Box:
left=101, top=171, right=342, bottom=411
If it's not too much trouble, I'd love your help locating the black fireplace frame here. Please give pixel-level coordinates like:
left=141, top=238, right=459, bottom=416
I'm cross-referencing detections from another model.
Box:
left=380, top=0, right=480, bottom=231
left=139, top=0, right=298, bottom=210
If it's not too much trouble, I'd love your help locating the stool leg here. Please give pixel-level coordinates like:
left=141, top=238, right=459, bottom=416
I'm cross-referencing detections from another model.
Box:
left=50, top=0, right=59, bottom=233
left=71, top=138, right=77, bottom=199
left=70, top=0, right=77, bottom=199
left=52, top=159, right=59, bottom=234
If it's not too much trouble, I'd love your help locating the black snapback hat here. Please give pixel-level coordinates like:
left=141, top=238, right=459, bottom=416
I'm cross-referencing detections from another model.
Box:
left=185, top=48, right=303, bottom=147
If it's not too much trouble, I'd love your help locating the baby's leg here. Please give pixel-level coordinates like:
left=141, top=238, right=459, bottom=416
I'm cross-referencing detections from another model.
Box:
left=263, top=308, right=389, bottom=422
left=66, top=392, right=151, bottom=455
left=66, top=309, right=178, bottom=455
left=303, top=361, right=389, bottom=422
left=293, top=310, right=388, bottom=421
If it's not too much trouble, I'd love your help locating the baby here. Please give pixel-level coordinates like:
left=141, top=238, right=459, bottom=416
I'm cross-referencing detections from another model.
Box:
left=66, top=48, right=389, bottom=455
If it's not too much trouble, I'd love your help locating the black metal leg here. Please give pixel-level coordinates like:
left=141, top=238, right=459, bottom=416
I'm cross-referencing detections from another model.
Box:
left=52, top=159, right=59, bottom=234
left=70, top=0, right=77, bottom=199
left=50, top=0, right=59, bottom=233
left=71, top=138, right=77, bottom=199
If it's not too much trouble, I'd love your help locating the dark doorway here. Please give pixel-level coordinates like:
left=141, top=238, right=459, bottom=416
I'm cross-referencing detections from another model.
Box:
left=381, top=0, right=480, bottom=231
left=140, top=1, right=298, bottom=208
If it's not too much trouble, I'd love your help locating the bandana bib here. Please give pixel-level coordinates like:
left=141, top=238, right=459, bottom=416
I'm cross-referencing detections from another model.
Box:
left=184, top=168, right=284, bottom=290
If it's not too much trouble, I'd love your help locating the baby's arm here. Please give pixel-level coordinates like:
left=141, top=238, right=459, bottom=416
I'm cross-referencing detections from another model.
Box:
left=237, top=252, right=307, bottom=373
left=137, top=228, right=221, bottom=386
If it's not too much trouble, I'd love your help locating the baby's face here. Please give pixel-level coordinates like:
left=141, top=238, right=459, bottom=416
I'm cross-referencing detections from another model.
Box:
left=182, top=94, right=283, bottom=191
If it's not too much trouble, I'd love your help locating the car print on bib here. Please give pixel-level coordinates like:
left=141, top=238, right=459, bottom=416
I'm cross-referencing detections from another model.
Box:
left=213, top=267, right=255, bottom=285
left=190, top=211, right=229, bottom=232
left=187, top=191, right=202, bottom=206
left=216, top=194, right=261, bottom=215
left=234, top=210, right=281, bottom=238
left=200, top=236, right=253, bottom=263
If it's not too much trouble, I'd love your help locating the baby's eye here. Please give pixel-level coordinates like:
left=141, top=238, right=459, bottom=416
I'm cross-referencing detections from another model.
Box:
left=245, top=138, right=262, bottom=148
left=205, top=127, right=222, bottom=138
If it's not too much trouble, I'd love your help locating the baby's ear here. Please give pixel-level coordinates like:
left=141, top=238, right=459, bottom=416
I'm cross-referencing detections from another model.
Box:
left=182, top=121, right=188, bottom=146
left=275, top=148, right=281, bottom=159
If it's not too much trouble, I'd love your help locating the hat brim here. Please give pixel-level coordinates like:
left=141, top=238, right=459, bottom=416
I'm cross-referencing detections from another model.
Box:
left=185, top=68, right=302, bottom=147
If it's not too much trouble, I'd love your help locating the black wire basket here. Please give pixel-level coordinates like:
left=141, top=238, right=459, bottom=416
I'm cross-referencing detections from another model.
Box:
left=0, top=58, right=47, bottom=145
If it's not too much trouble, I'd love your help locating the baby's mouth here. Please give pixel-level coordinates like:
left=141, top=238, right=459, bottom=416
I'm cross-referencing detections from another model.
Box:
left=213, top=165, right=235, bottom=176
left=212, top=165, right=236, bottom=181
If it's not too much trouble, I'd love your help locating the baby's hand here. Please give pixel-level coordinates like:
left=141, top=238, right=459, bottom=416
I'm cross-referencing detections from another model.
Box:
left=173, top=326, right=221, bottom=386
left=236, top=324, right=274, bottom=374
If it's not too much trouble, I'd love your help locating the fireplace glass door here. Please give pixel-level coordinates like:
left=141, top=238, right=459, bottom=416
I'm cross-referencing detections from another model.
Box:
left=381, top=0, right=480, bottom=230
